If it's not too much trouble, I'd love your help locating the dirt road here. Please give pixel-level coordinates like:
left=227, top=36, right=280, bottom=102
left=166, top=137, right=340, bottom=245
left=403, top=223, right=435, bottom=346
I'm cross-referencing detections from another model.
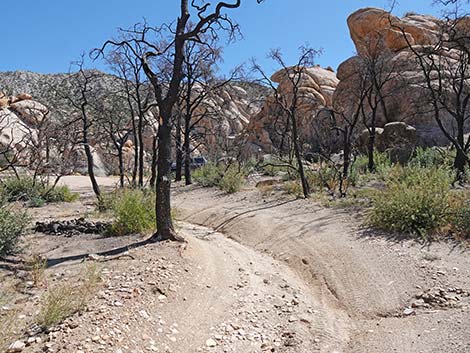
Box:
left=7, top=176, right=468, bottom=353
left=174, top=184, right=470, bottom=353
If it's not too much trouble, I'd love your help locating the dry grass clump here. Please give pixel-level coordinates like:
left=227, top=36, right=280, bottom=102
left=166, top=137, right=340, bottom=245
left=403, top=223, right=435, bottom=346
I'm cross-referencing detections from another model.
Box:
left=36, top=263, right=101, bottom=329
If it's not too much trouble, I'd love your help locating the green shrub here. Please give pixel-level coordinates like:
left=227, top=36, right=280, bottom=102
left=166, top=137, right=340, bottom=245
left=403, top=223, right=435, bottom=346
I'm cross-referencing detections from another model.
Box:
left=284, top=180, right=303, bottom=197
left=109, top=189, right=156, bottom=236
left=0, top=177, right=78, bottom=206
left=2, top=177, right=41, bottom=202
left=368, top=166, right=452, bottom=237
left=219, top=167, right=246, bottom=193
left=409, top=147, right=452, bottom=169
left=42, top=185, right=79, bottom=203
left=449, top=193, right=470, bottom=238
left=194, top=162, right=247, bottom=193
left=259, top=157, right=295, bottom=178
left=306, top=164, right=340, bottom=192
left=0, top=206, right=30, bottom=257
left=349, top=151, right=393, bottom=186
left=193, top=163, right=222, bottom=187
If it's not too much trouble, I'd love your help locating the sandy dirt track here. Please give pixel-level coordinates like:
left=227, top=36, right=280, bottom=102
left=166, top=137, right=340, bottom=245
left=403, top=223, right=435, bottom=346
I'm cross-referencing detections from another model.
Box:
left=8, top=176, right=467, bottom=353
left=174, top=184, right=470, bottom=353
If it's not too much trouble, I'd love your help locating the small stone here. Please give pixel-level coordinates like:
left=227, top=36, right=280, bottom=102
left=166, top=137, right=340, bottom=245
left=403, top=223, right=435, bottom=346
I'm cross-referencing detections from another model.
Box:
left=206, top=338, right=217, bottom=347
left=8, top=340, right=26, bottom=352
left=403, top=308, right=415, bottom=316
left=139, top=310, right=150, bottom=319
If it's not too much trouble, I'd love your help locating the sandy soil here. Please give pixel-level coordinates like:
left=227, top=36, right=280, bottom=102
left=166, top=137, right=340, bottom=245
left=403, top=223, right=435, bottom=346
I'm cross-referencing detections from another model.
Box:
left=1, top=176, right=469, bottom=353
left=174, top=183, right=470, bottom=353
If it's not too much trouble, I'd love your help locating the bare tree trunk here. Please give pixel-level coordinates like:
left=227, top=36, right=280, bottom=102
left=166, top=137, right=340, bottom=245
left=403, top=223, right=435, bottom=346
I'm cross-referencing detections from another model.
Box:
left=138, top=114, right=145, bottom=188
left=131, top=117, right=139, bottom=187
left=184, top=118, right=192, bottom=185
left=367, top=127, right=376, bottom=173
left=290, top=113, right=309, bottom=198
left=455, top=121, right=466, bottom=179
left=149, top=135, right=158, bottom=188
left=340, top=129, right=351, bottom=198
left=118, top=148, right=125, bottom=188
left=154, top=116, right=176, bottom=240
left=175, top=118, right=183, bottom=182
left=82, top=118, right=101, bottom=199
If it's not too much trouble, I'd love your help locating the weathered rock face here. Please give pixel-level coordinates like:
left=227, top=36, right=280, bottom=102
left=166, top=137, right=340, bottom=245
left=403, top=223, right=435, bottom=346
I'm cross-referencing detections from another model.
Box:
left=348, top=8, right=440, bottom=57
left=246, top=65, right=339, bottom=153
left=0, top=94, right=40, bottom=157
left=196, top=83, right=268, bottom=150
left=359, top=122, right=417, bottom=163
left=9, top=100, right=48, bottom=127
left=334, top=8, right=470, bottom=147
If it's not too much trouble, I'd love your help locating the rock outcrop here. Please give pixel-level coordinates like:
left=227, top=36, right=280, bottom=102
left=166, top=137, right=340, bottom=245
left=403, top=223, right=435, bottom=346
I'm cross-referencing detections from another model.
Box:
left=334, top=8, right=470, bottom=147
left=359, top=122, right=417, bottom=163
left=0, top=93, right=41, bottom=157
left=0, top=71, right=268, bottom=173
left=246, top=65, right=339, bottom=153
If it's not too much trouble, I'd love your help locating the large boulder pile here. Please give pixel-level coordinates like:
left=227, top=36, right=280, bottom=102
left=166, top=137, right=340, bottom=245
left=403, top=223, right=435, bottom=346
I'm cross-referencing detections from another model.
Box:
left=0, top=91, right=46, bottom=158
left=246, top=65, right=339, bottom=153
left=333, top=8, right=470, bottom=148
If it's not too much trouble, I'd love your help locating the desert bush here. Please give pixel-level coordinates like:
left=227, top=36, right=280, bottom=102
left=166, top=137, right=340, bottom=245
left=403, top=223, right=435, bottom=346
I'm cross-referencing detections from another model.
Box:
left=193, top=162, right=222, bottom=187
left=37, top=263, right=101, bottom=329
left=368, top=166, right=452, bottom=237
left=26, top=254, right=47, bottom=286
left=42, top=185, right=79, bottom=203
left=0, top=177, right=78, bottom=206
left=349, top=151, right=393, bottom=186
left=259, top=157, right=296, bottom=178
left=306, top=164, right=341, bottom=193
left=1, top=177, right=41, bottom=202
left=109, top=189, right=156, bottom=236
left=194, top=162, right=247, bottom=193
left=219, top=167, right=246, bottom=193
left=0, top=206, right=30, bottom=257
left=409, top=147, right=451, bottom=169
left=96, top=191, right=117, bottom=212
left=284, top=180, right=303, bottom=197
left=448, top=193, right=470, bottom=238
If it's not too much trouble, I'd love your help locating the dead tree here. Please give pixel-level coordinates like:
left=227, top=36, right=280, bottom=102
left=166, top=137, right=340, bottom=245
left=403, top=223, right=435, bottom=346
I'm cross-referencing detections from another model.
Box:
left=94, top=92, right=133, bottom=188
left=105, top=44, right=156, bottom=188
left=56, top=59, right=102, bottom=200
left=393, top=5, right=470, bottom=179
left=252, top=47, right=320, bottom=198
left=97, top=0, right=264, bottom=241
left=177, top=38, right=238, bottom=185
left=358, top=46, right=396, bottom=172
left=325, top=77, right=368, bottom=196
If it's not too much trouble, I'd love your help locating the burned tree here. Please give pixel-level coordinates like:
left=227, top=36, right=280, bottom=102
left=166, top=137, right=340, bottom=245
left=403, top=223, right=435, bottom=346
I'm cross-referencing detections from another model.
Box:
left=104, top=43, right=156, bottom=188
left=358, top=46, right=396, bottom=172
left=94, top=93, right=133, bottom=188
left=175, top=38, right=238, bottom=185
left=55, top=59, right=102, bottom=200
left=393, top=4, right=470, bottom=179
left=98, top=0, right=264, bottom=241
left=252, top=47, right=320, bottom=198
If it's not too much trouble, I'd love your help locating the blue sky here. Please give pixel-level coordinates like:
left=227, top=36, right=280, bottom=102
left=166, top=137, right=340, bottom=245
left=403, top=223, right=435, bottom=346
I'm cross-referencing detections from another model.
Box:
left=1, top=1, right=441, bottom=76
